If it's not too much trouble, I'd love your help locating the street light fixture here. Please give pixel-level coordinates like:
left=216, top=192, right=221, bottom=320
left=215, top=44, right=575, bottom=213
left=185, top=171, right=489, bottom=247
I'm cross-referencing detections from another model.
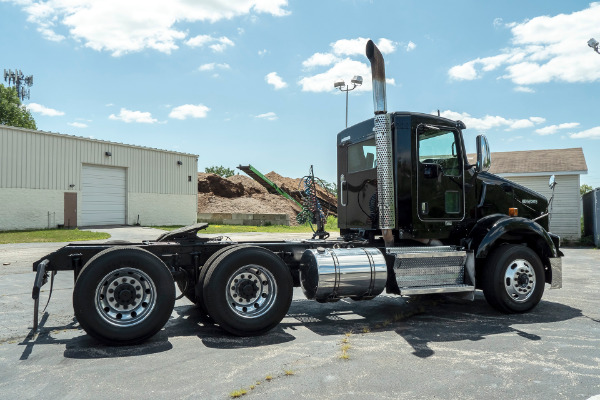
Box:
left=334, top=75, right=363, bottom=128
left=588, top=38, right=599, bottom=54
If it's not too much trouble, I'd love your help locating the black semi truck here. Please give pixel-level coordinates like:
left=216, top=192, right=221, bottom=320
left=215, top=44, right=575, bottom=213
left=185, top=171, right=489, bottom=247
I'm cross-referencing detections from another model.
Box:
left=31, top=40, right=563, bottom=345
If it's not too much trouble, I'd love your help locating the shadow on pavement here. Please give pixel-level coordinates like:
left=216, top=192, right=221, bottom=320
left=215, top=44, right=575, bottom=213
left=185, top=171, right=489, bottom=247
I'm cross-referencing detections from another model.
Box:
left=18, top=293, right=582, bottom=360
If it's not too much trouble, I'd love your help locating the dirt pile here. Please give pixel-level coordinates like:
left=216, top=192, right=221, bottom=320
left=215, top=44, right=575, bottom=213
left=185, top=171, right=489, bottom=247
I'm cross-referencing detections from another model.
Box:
left=197, top=172, right=302, bottom=225
left=265, top=172, right=337, bottom=212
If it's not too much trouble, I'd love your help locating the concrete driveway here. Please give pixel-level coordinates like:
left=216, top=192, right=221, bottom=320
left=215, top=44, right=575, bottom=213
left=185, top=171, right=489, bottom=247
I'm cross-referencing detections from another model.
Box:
left=0, top=230, right=598, bottom=400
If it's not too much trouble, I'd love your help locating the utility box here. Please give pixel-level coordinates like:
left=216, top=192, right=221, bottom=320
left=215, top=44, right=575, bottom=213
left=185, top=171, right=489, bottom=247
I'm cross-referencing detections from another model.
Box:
left=582, top=188, right=600, bottom=247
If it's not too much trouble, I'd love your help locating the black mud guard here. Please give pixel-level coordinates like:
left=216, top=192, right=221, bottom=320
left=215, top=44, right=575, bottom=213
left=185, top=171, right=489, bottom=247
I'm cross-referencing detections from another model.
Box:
left=467, top=214, right=558, bottom=260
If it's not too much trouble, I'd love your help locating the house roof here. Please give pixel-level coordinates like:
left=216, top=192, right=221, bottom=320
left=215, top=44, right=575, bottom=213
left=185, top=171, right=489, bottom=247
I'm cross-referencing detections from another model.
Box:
left=467, top=147, right=587, bottom=175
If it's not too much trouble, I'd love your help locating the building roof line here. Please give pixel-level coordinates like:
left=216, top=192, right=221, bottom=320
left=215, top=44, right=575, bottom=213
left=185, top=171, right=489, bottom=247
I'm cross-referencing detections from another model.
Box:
left=0, top=124, right=198, bottom=158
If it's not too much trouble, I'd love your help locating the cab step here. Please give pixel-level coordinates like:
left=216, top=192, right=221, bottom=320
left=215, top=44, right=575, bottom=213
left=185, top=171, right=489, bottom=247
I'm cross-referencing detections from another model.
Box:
left=386, top=246, right=475, bottom=295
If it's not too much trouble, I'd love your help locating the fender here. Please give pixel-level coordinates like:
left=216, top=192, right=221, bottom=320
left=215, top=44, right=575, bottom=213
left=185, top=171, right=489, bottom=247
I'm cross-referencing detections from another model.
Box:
left=467, top=214, right=558, bottom=259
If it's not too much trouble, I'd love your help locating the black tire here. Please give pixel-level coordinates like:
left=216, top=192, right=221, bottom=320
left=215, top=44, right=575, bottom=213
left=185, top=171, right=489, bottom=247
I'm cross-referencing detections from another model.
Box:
left=482, top=244, right=545, bottom=313
left=187, top=245, right=249, bottom=315
left=73, top=247, right=175, bottom=345
left=203, top=246, right=293, bottom=336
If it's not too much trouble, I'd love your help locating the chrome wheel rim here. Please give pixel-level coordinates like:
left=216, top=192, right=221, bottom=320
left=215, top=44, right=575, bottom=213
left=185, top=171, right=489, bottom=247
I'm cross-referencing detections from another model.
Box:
left=95, top=267, right=157, bottom=327
left=504, top=259, right=536, bottom=302
left=226, top=265, right=277, bottom=318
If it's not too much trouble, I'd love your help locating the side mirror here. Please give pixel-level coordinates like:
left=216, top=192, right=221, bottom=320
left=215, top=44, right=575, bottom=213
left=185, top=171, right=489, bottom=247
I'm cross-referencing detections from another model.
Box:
left=475, top=135, right=491, bottom=173
left=549, top=175, right=556, bottom=189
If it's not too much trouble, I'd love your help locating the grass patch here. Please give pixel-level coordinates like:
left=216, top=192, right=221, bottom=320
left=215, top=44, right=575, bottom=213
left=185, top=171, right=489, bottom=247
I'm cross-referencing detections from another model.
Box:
left=153, top=216, right=338, bottom=234
left=0, top=228, right=110, bottom=244
left=229, top=389, right=247, bottom=398
left=284, top=370, right=295, bottom=376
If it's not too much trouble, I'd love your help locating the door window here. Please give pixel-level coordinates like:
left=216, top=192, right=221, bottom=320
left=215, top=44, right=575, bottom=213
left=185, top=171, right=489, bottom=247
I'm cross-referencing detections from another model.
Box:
left=348, top=138, right=377, bottom=173
left=418, top=127, right=460, bottom=177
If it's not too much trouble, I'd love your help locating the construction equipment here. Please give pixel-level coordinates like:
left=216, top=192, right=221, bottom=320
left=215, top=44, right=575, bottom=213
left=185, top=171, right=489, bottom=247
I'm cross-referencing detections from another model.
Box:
left=238, top=164, right=337, bottom=216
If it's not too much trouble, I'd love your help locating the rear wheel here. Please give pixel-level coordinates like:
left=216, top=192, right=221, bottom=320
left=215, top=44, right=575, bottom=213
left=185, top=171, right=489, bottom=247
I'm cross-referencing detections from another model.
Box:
left=203, top=246, right=293, bottom=336
left=482, top=244, right=545, bottom=313
left=185, top=246, right=248, bottom=315
left=73, top=247, right=175, bottom=345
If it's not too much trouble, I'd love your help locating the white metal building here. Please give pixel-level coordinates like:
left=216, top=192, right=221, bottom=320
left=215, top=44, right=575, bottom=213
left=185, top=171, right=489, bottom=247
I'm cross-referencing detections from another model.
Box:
left=0, top=125, right=198, bottom=230
left=482, top=148, right=587, bottom=240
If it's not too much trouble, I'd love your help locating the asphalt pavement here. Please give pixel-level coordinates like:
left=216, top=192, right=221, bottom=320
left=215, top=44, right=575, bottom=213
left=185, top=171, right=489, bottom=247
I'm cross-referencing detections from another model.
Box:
left=0, top=227, right=598, bottom=400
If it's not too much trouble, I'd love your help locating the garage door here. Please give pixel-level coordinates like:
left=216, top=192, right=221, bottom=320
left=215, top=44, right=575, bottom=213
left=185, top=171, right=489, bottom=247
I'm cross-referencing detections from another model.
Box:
left=81, top=165, right=126, bottom=226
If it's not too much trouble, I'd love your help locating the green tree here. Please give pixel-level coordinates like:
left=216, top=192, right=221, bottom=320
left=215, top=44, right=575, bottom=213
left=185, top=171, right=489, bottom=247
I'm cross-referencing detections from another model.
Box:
left=318, top=179, right=337, bottom=198
left=0, top=84, right=36, bottom=129
left=205, top=165, right=235, bottom=178
left=581, top=184, right=593, bottom=196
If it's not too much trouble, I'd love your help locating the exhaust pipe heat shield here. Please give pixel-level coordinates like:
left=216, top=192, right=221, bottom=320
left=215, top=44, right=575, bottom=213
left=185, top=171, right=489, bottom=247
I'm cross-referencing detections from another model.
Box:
left=366, top=40, right=396, bottom=236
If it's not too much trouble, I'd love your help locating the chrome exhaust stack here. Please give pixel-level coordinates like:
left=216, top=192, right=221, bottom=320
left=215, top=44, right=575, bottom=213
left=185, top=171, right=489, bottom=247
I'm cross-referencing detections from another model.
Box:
left=366, top=40, right=396, bottom=247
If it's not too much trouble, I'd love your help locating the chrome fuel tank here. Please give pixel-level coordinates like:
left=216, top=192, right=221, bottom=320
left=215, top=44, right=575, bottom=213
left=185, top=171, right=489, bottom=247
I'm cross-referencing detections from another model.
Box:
left=300, top=247, right=387, bottom=302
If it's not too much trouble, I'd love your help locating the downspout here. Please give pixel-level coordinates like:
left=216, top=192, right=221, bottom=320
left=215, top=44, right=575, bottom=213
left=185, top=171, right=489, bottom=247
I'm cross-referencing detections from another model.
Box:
left=366, top=40, right=396, bottom=247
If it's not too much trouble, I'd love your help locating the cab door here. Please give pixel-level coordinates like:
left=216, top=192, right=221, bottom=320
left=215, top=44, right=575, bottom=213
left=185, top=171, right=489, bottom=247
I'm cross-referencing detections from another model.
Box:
left=416, top=125, right=465, bottom=221
left=338, top=136, right=378, bottom=228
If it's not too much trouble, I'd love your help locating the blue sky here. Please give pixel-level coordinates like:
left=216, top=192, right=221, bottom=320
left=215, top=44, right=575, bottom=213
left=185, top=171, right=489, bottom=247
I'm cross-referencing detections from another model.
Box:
left=2, top=0, right=599, bottom=188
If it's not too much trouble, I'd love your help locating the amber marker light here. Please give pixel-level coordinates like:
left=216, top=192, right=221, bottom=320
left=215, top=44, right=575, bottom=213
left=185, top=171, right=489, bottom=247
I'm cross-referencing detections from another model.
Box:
left=508, top=208, right=518, bottom=217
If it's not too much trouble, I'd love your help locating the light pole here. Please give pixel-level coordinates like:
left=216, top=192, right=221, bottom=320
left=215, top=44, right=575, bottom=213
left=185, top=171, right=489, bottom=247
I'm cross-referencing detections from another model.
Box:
left=588, top=38, right=599, bottom=54
left=334, top=75, right=363, bottom=128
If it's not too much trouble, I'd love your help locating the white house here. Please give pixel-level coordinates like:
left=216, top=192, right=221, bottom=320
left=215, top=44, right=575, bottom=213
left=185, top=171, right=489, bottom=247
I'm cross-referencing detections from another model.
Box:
left=480, top=147, right=587, bottom=240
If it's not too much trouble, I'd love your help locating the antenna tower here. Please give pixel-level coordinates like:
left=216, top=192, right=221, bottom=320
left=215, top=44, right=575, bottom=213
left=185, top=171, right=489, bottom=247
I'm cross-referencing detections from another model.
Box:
left=3, top=69, right=34, bottom=101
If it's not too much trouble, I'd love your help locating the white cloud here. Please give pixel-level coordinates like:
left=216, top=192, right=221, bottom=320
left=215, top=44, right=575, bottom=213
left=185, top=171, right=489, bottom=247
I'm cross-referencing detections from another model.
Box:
left=198, top=63, right=230, bottom=71
left=258, top=49, right=268, bottom=56
left=169, top=104, right=210, bottom=120
left=186, top=35, right=234, bottom=52
left=11, top=0, right=289, bottom=56
left=536, top=122, right=580, bottom=135
left=255, top=112, right=277, bottom=121
left=109, top=108, right=157, bottom=123
left=302, top=52, right=340, bottom=69
left=448, top=3, right=600, bottom=85
left=509, top=119, right=534, bottom=129
left=514, top=86, right=535, bottom=93
left=376, top=38, right=397, bottom=54
left=331, top=37, right=396, bottom=56
left=439, top=110, right=545, bottom=131
left=299, top=58, right=371, bottom=93
left=68, top=122, right=88, bottom=128
left=299, top=37, right=399, bottom=93
left=26, top=103, right=65, bottom=116
left=405, top=41, right=416, bottom=52
left=529, top=117, right=546, bottom=124
left=449, top=52, right=525, bottom=80
left=569, top=126, right=600, bottom=139
left=210, top=37, right=234, bottom=52
left=265, top=72, right=287, bottom=89
left=448, top=61, right=478, bottom=80
left=493, top=17, right=504, bottom=28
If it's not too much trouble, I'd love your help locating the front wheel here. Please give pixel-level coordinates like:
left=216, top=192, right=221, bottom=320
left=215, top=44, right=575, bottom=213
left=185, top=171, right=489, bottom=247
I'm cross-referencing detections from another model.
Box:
left=482, top=244, right=545, bottom=313
left=202, top=246, right=293, bottom=336
left=73, top=247, right=175, bottom=345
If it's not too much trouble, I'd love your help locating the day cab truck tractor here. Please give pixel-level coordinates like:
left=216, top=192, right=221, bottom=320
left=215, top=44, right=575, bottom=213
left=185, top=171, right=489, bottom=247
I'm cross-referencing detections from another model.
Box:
left=31, top=40, right=563, bottom=345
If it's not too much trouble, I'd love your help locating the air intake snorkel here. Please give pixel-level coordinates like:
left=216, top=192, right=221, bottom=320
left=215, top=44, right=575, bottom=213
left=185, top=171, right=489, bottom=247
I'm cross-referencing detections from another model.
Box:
left=366, top=40, right=396, bottom=247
